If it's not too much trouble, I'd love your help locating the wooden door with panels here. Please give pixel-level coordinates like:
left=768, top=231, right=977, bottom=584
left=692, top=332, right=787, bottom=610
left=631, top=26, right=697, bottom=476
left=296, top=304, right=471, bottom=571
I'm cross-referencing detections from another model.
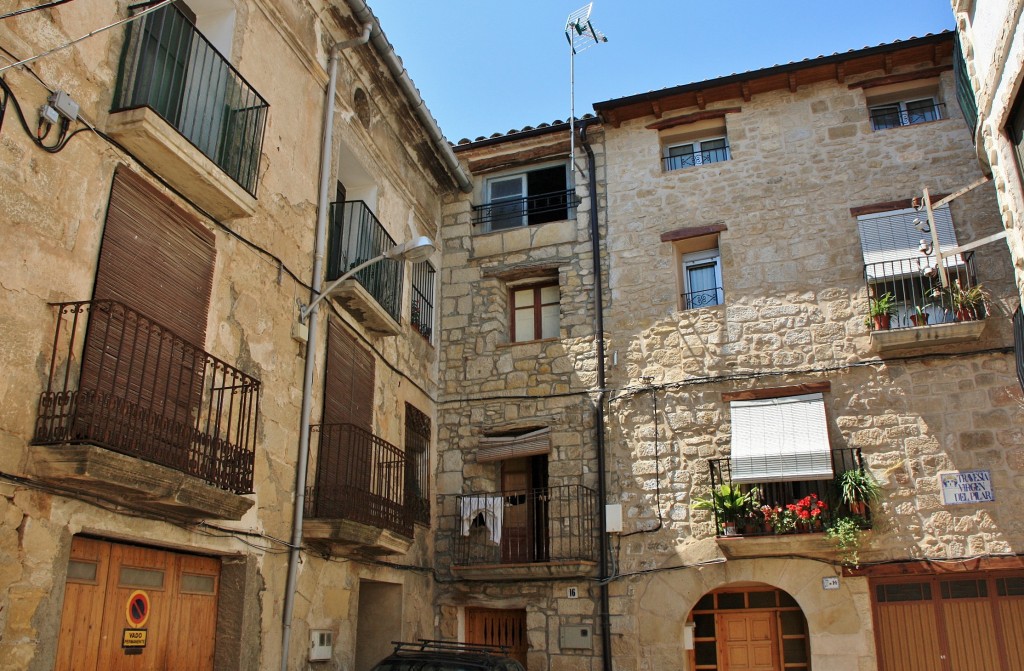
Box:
left=465, top=607, right=528, bottom=668
left=55, top=536, right=220, bottom=671
left=500, top=456, right=548, bottom=564
left=718, top=612, right=778, bottom=671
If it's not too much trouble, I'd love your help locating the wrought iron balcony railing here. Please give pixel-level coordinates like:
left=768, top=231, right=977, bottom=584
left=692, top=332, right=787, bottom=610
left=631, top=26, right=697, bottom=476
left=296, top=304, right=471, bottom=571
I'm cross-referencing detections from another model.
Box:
left=33, top=300, right=260, bottom=494
left=706, top=448, right=869, bottom=537
left=869, top=103, right=945, bottom=131
left=113, top=3, right=268, bottom=195
left=472, top=189, right=580, bottom=231
left=305, top=423, right=414, bottom=538
left=663, top=144, right=731, bottom=171
left=453, top=485, right=598, bottom=566
left=864, top=251, right=984, bottom=331
left=683, top=286, right=724, bottom=310
left=327, top=201, right=403, bottom=324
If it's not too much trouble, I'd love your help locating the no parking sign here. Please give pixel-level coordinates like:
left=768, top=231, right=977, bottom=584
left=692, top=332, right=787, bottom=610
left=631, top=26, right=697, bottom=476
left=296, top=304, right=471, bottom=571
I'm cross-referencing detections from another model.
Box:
left=123, top=590, right=150, bottom=653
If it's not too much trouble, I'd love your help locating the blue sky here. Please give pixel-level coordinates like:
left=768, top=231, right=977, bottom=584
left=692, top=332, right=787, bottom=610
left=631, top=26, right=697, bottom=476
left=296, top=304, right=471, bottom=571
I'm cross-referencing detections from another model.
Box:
left=368, top=1, right=955, bottom=142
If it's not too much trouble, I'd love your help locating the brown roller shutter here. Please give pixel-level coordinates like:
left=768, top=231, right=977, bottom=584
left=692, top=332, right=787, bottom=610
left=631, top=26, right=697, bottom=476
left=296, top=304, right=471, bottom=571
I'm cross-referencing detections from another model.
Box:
left=324, top=318, right=374, bottom=431
left=92, top=166, right=215, bottom=346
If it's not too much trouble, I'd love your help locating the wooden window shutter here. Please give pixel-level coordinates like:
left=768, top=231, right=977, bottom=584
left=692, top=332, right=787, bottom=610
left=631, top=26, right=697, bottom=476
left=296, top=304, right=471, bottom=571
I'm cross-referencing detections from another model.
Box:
left=92, top=166, right=216, bottom=347
left=324, top=319, right=374, bottom=431
left=477, top=427, right=551, bottom=463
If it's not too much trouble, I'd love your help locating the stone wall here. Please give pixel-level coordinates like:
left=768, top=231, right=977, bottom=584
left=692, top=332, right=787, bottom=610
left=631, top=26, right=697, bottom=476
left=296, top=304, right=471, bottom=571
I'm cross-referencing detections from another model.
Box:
left=0, top=1, right=451, bottom=668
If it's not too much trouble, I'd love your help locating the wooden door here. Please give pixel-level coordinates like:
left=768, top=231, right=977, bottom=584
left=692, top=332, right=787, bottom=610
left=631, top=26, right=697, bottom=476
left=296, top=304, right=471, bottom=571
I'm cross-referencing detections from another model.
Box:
left=55, top=537, right=219, bottom=671
left=466, top=607, right=528, bottom=669
left=501, top=459, right=531, bottom=563
left=717, top=612, right=778, bottom=671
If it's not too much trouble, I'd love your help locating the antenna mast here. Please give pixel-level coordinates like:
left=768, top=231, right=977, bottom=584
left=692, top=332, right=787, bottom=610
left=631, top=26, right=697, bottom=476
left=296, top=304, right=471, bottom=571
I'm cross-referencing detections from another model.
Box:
left=565, top=3, right=607, bottom=174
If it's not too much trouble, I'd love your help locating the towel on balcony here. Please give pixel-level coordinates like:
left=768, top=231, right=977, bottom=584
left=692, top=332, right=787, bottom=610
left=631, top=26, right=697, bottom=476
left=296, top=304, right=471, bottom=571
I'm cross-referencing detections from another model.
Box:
left=460, top=495, right=504, bottom=544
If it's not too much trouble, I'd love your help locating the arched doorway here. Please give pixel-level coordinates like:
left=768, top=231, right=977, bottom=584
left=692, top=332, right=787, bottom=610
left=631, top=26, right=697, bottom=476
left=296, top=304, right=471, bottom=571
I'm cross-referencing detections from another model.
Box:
left=688, top=586, right=810, bottom=671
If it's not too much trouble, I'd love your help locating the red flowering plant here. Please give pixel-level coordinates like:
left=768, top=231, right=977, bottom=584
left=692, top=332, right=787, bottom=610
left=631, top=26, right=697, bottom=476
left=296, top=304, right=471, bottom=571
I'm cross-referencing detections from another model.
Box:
left=785, top=493, right=828, bottom=530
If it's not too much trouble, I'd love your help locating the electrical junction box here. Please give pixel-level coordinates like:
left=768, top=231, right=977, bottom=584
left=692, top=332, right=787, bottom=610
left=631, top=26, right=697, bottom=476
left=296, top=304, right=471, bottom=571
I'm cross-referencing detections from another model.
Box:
left=560, top=625, right=593, bottom=649
left=309, top=629, right=333, bottom=662
left=47, top=90, right=79, bottom=121
left=605, top=504, right=622, bottom=533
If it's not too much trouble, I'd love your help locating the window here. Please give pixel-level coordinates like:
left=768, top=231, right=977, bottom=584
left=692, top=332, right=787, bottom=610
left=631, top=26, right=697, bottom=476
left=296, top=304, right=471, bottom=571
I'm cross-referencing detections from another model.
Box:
left=1008, top=91, right=1024, bottom=189
left=729, top=393, right=834, bottom=483
left=665, top=137, right=730, bottom=170
left=857, top=205, right=978, bottom=329
left=404, top=403, right=430, bottom=526
left=476, top=164, right=575, bottom=232
left=869, top=97, right=942, bottom=130
left=682, top=249, right=723, bottom=309
left=511, top=283, right=559, bottom=342
left=410, top=260, right=435, bottom=342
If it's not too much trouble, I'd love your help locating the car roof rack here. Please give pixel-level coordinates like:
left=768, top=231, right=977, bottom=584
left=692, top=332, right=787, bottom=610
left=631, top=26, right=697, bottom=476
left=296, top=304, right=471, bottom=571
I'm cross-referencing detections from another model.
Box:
left=391, top=639, right=512, bottom=657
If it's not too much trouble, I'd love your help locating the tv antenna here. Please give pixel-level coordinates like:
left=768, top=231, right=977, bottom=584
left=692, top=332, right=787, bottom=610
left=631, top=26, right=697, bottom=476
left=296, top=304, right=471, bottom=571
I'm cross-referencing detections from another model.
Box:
left=565, top=3, right=607, bottom=174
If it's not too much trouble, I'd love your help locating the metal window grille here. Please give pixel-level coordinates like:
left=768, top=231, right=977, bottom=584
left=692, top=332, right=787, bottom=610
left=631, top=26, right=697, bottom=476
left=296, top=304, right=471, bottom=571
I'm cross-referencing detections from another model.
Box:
left=404, top=403, right=431, bottom=525
left=410, top=261, right=435, bottom=342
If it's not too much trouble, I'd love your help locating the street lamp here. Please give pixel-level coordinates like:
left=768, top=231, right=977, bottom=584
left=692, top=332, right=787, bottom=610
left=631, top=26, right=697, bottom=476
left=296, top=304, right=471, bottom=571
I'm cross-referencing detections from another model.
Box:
left=298, top=235, right=435, bottom=321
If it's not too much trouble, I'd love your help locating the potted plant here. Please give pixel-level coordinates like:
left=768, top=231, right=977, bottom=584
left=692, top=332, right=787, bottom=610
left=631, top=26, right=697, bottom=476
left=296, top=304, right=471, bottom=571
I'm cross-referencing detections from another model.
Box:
left=942, top=279, right=988, bottom=322
left=867, top=292, right=897, bottom=330
left=910, top=303, right=931, bottom=327
left=836, top=469, right=880, bottom=516
left=825, top=515, right=869, bottom=566
left=784, top=493, right=828, bottom=532
left=693, top=485, right=756, bottom=536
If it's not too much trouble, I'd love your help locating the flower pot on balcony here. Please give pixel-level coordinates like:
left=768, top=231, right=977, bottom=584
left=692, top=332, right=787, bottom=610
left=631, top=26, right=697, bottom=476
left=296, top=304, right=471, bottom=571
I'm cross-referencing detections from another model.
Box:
left=910, top=314, right=929, bottom=327
left=722, top=522, right=738, bottom=536
left=872, top=315, right=891, bottom=330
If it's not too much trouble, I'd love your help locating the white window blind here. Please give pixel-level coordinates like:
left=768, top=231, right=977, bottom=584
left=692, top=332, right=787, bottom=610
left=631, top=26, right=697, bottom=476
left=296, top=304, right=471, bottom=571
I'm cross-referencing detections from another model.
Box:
left=729, top=393, right=833, bottom=483
left=857, top=205, right=961, bottom=279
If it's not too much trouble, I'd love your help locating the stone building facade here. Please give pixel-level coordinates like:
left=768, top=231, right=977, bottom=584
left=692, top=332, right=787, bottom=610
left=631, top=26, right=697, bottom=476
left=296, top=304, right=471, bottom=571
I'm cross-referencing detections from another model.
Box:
left=0, top=1, right=460, bottom=669
left=953, top=0, right=1024, bottom=302
left=436, top=31, right=1024, bottom=671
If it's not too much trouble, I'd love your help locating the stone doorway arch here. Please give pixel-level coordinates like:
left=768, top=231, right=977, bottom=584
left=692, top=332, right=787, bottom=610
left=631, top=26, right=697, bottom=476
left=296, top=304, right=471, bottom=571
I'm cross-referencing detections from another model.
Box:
left=687, top=585, right=810, bottom=671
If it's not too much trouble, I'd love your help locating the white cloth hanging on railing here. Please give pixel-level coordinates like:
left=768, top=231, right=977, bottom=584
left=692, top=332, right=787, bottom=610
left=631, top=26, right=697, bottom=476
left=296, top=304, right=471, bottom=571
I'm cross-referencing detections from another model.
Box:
left=460, top=495, right=504, bottom=544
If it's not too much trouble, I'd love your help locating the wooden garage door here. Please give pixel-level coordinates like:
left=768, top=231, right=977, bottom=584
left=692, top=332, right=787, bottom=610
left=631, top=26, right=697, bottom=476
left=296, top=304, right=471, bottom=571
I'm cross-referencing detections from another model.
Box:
left=466, top=607, right=528, bottom=669
left=55, top=537, right=220, bottom=671
left=873, top=574, right=1024, bottom=671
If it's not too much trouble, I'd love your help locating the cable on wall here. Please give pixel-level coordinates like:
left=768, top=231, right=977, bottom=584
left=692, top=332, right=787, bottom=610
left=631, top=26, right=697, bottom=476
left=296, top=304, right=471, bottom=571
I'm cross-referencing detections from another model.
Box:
left=0, top=0, right=77, bottom=21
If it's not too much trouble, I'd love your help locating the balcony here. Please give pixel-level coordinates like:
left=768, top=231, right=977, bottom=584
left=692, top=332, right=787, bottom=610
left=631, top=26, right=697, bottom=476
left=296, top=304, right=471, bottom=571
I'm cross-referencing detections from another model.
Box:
left=662, top=143, right=731, bottom=171
left=107, top=3, right=267, bottom=220
left=472, top=189, right=580, bottom=232
left=865, top=252, right=988, bottom=351
left=29, top=300, right=259, bottom=520
left=705, top=448, right=871, bottom=559
left=326, top=201, right=403, bottom=335
left=451, top=485, right=599, bottom=580
left=304, top=423, right=415, bottom=556
left=869, top=102, right=945, bottom=131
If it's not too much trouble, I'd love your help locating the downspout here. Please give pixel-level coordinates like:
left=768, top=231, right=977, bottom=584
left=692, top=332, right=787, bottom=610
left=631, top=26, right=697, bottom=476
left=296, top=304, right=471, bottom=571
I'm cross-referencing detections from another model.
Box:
left=580, top=122, right=613, bottom=671
left=343, top=0, right=473, bottom=193
left=280, top=22, right=371, bottom=671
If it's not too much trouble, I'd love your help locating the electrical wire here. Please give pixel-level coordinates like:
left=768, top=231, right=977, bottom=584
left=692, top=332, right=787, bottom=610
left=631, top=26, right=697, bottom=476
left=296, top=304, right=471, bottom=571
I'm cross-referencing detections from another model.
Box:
left=0, top=76, right=88, bottom=152
left=0, top=0, right=174, bottom=74
left=0, top=0, right=77, bottom=21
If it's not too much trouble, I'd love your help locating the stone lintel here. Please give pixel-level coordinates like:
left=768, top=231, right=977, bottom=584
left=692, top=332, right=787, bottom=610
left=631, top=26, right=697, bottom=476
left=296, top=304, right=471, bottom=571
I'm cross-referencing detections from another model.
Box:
left=850, top=194, right=950, bottom=217
left=659, top=223, right=728, bottom=243
left=451, top=560, right=597, bottom=581
left=848, top=65, right=951, bottom=90
left=302, top=518, right=413, bottom=557
left=644, top=108, right=741, bottom=132
left=722, top=382, right=831, bottom=402
left=26, top=444, right=254, bottom=520
left=716, top=532, right=841, bottom=560
left=483, top=263, right=563, bottom=282
left=105, top=107, right=256, bottom=221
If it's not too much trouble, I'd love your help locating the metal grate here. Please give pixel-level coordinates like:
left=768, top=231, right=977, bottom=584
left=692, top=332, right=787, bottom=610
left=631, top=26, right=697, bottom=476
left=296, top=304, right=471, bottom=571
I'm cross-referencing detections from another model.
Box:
left=863, top=252, right=983, bottom=330
left=472, top=189, right=579, bottom=230
left=306, top=423, right=413, bottom=538
left=33, top=300, right=260, bottom=494
left=327, top=201, right=403, bottom=324
left=113, top=3, right=267, bottom=195
left=404, top=403, right=431, bottom=526
left=410, top=261, right=435, bottom=342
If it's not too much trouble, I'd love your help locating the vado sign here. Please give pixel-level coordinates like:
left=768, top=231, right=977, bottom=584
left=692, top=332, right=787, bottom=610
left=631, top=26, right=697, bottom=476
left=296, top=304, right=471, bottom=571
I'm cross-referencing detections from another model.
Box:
left=122, top=590, right=150, bottom=653
left=940, top=470, right=994, bottom=505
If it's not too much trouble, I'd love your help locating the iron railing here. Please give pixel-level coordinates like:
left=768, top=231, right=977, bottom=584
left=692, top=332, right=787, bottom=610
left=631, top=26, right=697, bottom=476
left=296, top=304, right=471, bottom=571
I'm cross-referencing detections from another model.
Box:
left=410, top=260, right=435, bottom=342
left=683, top=286, right=724, bottom=310
left=663, top=144, right=731, bottom=171
left=706, top=448, right=868, bottom=536
left=869, top=103, right=945, bottom=131
left=472, top=189, right=580, bottom=231
left=453, top=485, right=598, bottom=566
left=404, top=403, right=431, bottom=526
left=305, top=423, right=414, bottom=538
left=33, top=300, right=260, bottom=493
left=863, top=252, right=984, bottom=330
left=327, top=201, right=403, bottom=324
left=113, top=3, right=268, bottom=195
